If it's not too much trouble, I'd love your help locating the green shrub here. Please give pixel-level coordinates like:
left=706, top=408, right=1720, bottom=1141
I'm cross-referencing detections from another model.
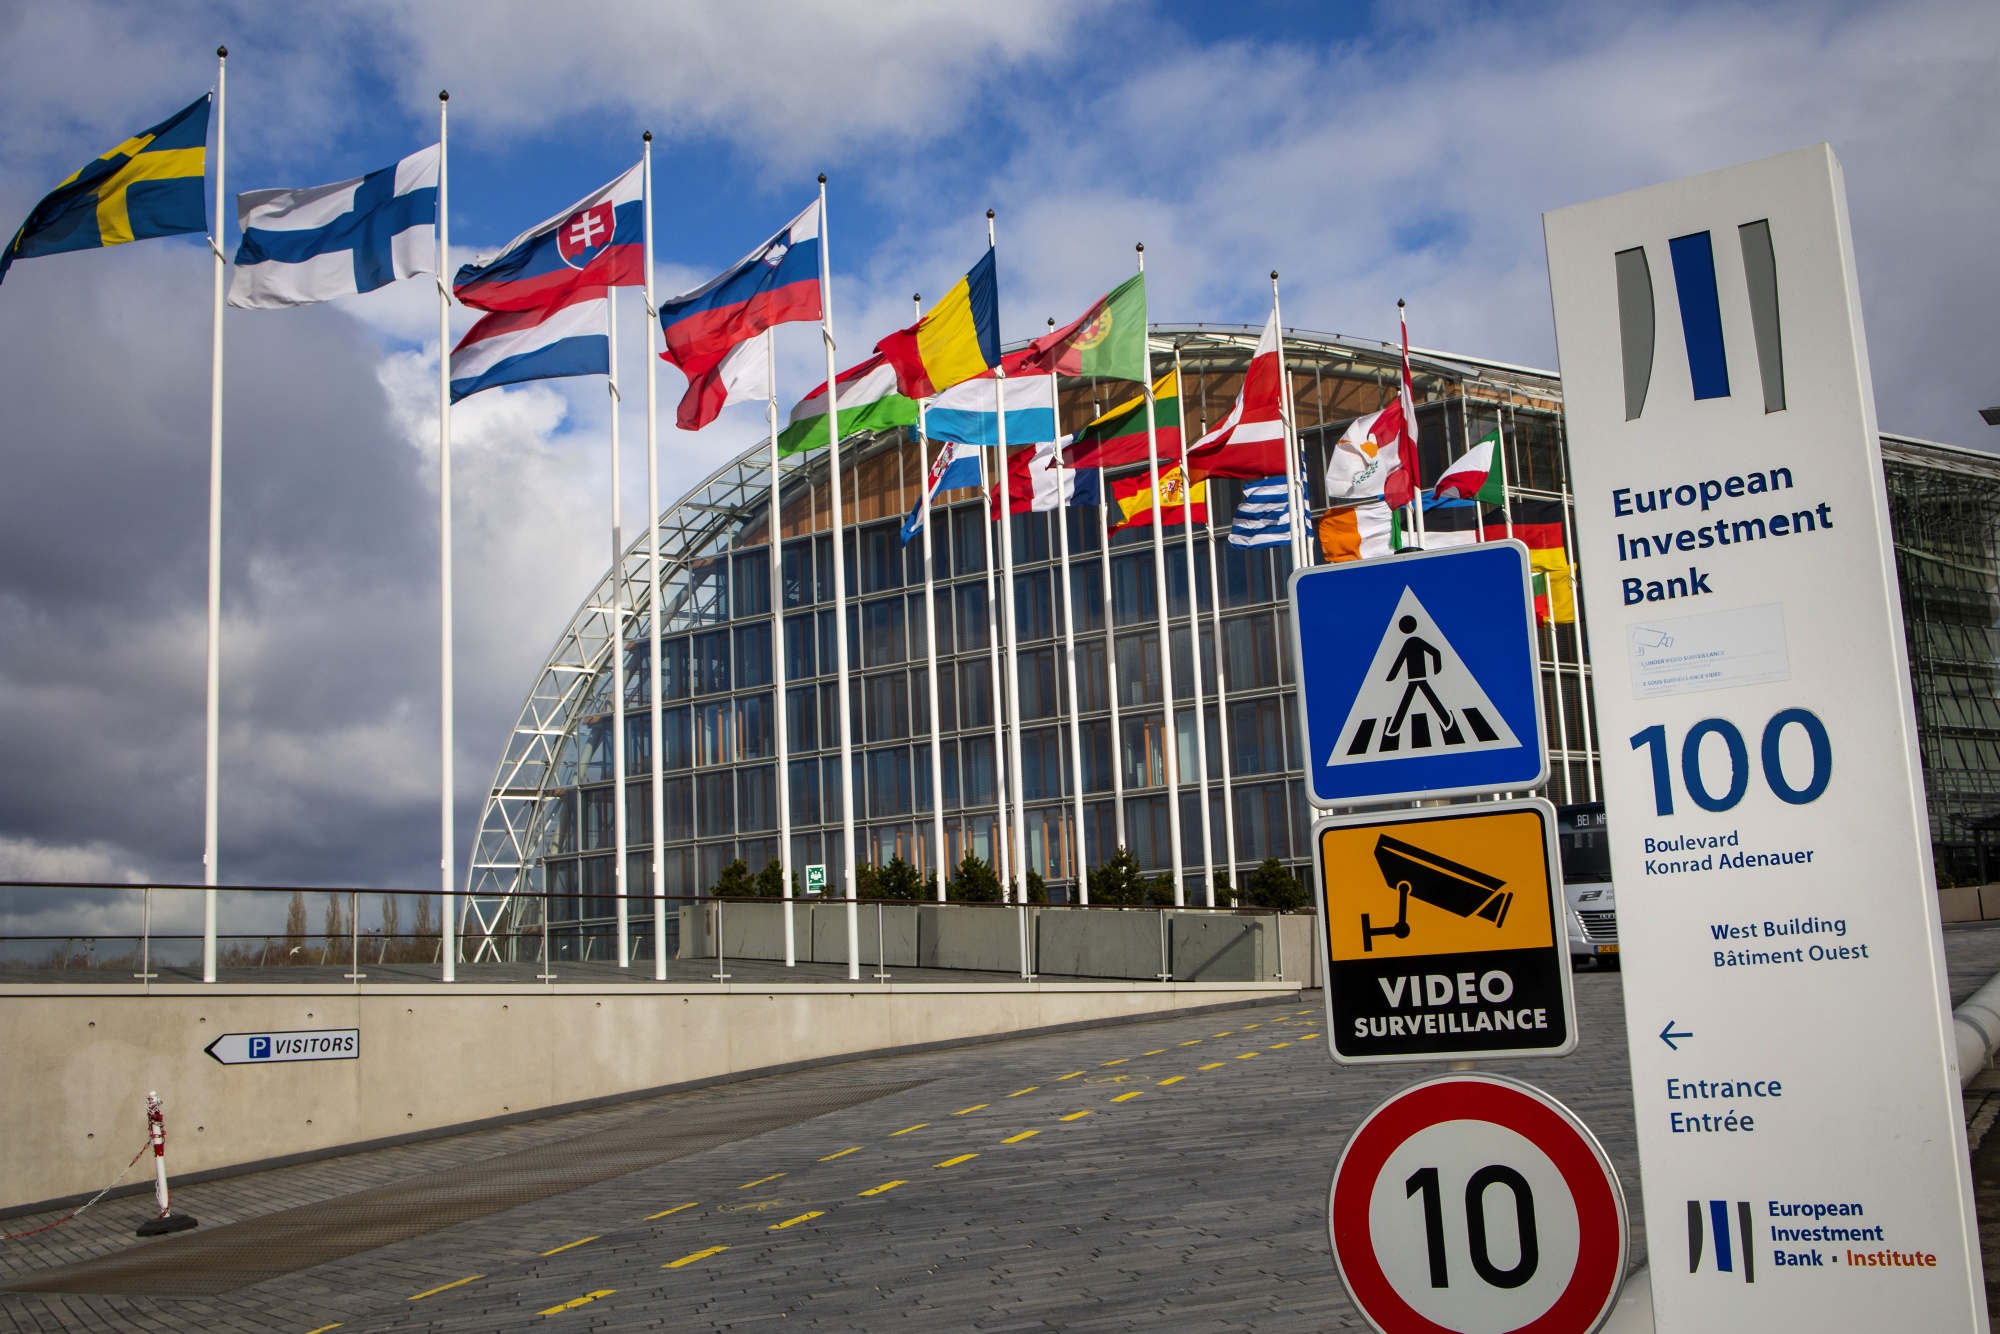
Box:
left=1088, top=846, right=1147, bottom=905
left=950, top=853, right=1002, bottom=902
left=1026, top=869, right=1048, bottom=904
left=711, top=858, right=754, bottom=898
left=873, top=856, right=923, bottom=901
left=1244, top=857, right=1307, bottom=912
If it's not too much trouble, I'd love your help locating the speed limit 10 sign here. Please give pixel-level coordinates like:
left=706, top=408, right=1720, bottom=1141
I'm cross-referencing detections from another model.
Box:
left=1330, top=1074, right=1628, bottom=1334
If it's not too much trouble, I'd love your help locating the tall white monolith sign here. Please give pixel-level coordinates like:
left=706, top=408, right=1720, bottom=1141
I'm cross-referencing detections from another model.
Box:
left=1545, top=145, right=1984, bottom=1330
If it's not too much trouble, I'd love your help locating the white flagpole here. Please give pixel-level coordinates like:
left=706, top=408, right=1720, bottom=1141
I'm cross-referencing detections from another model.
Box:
left=436, top=89, right=457, bottom=982
left=990, top=212, right=1028, bottom=903
left=982, top=451, right=1008, bottom=894
left=1561, top=470, right=1600, bottom=801
left=1100, top=482, right=1125, bottom=852
left=1048, top=325, right=1088, bottom=903
left=1173, top=360, right=1215, bottom=904
left=1270, top=271, right=1308, bottom=571
left=1502, top=404, right=1516, bottom=542
left=917, top=296, right=948, bottom=902
left=768, top=327, right=795, bottom=964
left=201, top=46, right=227, bottom=983
left=1204, top=490, right=1240, bottom=890
left=643, top=132, right=666, bottom=981
left=818, top=175, right=860, bottom=980
left=1400, top=299, right=1428, bottom=550
left=1136, top=244, right=1184, bottom=906
left=608, top=286, right=629, bottom=966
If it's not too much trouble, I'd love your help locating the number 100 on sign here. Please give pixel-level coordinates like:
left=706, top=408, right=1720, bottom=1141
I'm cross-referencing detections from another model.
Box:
left=1630, top=707, right=1830, bottom=814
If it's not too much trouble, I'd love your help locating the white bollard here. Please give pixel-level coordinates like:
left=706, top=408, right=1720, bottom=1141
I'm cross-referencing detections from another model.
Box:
left=135, top=1090, right=198, bottom=1237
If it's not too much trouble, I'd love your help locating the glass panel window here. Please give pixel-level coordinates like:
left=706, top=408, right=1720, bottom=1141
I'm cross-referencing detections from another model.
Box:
left=1225, top=612, right=1282, bottom=690
left=738, top=692, right=774, bottom=759
left=582, top=786, right=614, bottom=849
left=661, top=638, right=691, bottom=700
left=867, top=748, right=913, bottom=817
left=1121, top=713, right=1167, bottom=789
left=582, top=855, right=615, bottom=921
left=663, top=776, right=692, bottom=841
left=693, top=630, right=731, bottom=694
left=952, top=504, right=987, bottom=576
left=860, top=524, right=903, bottom=593
left=954, top=583, right=989, bottom=651
left=815, top=534, right=833, bottom=605
left=1020, top=727, right=1066, bottom=801
left=935, top=663, right=958, bottom=730
left=738, top=765, right=776, bottom=832
left=816, top=609, right=837, bottom=675
left=962, top=735, right=996, bottom=805
left=1220, top=544, right=1274, bottom=607
left=554, top=790, right=578, bottom=853
left=786, top=686, right=818, bottom=753
left=784, top=614, right=816, bottom=679
left=578, top=717, right=611, bottom=782
left=664, top=706, right=692, bottom=771
left=788, top=758, right=821, bottom=825
left=625, top=714, right=651, bottom=776
left=1125, top=794, right=1170, bottom=870
left=865, top=672, right=909, bottom=741
left=862, top=598, right=906, bottom=666
left=735, top=623, right=772, bottom=688
left=959, top=659, right=993, bottom=729
left=1115, top=631, right=1162, bottom=706
left=1017, top=647, right=1059, bottom=719
left=697, top=772, right=734, bottom=837
left=1069, top=562, right=1105, bottom=632
left=1080, top=639, right=1109, bottom=712
left=1229, top=697, right=1286, bottom=775
left=782, top=539, right=814, bottom=607
left=696, top=701, right=734, bottom=766
left=1009, top=510, right=1051, bottom=563
left=547, top=858, right=579, bottom=921
left=941, top=739, right=961, bottom=809
left=626, top=779, right=652, bottom=844
left=732, top=550, right=771, bottom=617
left=907, top=592, right=930, bottom=658
left=1082, top=719, right=1113, bottom=793
left=819, top=682, right=842, bottom=749
left=1015, top=569, right=1054, bottom=641
left=1111, top=552, right=1155, bottom=626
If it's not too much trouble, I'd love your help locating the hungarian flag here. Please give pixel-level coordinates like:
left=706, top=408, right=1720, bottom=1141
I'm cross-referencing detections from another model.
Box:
left=1434, top=430, right=1505, bottom=504
left=777, top=353, right=917, bottom=456
left=1185, top=309, right=1289, bottom=480
left=1060, top=370, right=1181, bottom=469
left=1014, top=272, right=1148, bottom=381
left=1109, top=464, right=1206, bottom=531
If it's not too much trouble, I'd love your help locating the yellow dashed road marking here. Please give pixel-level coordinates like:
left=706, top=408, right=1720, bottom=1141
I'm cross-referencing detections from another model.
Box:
left=1158, top=1076, right=1185, bottom=1086
left=819, top=1147, right=861, bottom=1161
left=663, top=1246, right=729, bottom=1269
left=1060, top=1110, right=1093, bottom=1121
left=1242, top=1024, right=1261, bottom=1030
left=769, top=1211, right=824, bottom=1230
left=954, top=1104, right=988, bottom=1115
left=1236, top=1052, right=1258, bottom=1060
left=739, top=1173, right=786, bottom=1189
left=858, top=1180, right=906, bottom=1196
left=645, top=1202, right=699, bottom=1220
left=1301, top=1032, right=1320, bottom=1039
left=1111, top=1092, right=1143, bottom=1103
left=1002, top=1130, right=1040, bottom=1143
left=409, top=1275, right=484, bottom=1301
left=1199, top=1062, right=1225, bottom=1070
left=1143, top=1049, right=1167, bottom=1056
left=1099, top=1058, right=1129, bottom=1067
left=1212, top=1031, right=1234, bottom=1037
left=1056, top=1071, right=1086, bottom=1080
left=541, top=1235, right=598, bottom=1256
left=304, top=1325, right=344, bottom=1333
left=935, top=1153, right=979, bottom=1168
left=889, top=1123, right=927, bottom=1137
left=1270, top=1042, right=1292, bottom=1049
left=1008, top=1086, right=1040, bottom=1097
left=1178, top=1039, right=1202, bottom=1046
left=538, top=1289, right=614, bottom=1315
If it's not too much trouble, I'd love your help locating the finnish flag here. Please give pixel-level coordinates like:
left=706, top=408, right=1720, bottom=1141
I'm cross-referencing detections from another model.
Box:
left=228, top=145, right=439, bottom=309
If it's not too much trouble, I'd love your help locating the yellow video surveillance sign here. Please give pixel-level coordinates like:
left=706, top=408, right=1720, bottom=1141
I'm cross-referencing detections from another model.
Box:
left=1313, top=798, right=1577, bottom=1063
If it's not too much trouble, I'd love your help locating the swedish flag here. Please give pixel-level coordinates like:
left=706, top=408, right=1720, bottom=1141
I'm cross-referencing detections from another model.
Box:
left=0, top=94, right=211, bottom=287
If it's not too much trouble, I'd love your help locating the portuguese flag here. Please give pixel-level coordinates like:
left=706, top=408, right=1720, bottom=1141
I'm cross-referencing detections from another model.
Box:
left=1016, top=272, right=1148, bottom=381
left=1060, top=369, right=1181, bottom=469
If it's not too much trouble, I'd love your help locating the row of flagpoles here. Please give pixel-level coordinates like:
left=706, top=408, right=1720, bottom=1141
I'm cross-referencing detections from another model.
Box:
left=2, top=58, right=1585, bottom=982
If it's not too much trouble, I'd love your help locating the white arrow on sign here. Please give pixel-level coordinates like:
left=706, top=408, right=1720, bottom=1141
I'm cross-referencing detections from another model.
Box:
left=204, top=1028, right=359, bottom=1065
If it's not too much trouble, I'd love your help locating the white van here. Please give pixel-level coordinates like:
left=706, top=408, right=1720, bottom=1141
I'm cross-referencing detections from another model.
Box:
left=1558, top=802, right=1619, bottom=969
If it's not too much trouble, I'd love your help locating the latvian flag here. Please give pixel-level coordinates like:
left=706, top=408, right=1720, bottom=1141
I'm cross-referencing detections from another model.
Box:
left=448, top=163, right=643, bottom=402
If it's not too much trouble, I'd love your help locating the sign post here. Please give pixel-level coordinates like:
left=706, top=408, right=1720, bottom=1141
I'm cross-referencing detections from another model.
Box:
left=1546, top=144, right=1983, bottom=1328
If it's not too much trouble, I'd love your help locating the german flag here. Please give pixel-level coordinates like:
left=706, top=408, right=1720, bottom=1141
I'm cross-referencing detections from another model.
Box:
left=1480, top=497, right=1567, bottom=550
left=1060, top=370, right=1180, bottom=470
left=1, top=95, right=210, bottom=287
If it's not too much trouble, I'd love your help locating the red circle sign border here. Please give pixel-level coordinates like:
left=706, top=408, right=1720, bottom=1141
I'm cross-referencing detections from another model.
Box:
left=1328, top=1074, right=1628, bottom=1334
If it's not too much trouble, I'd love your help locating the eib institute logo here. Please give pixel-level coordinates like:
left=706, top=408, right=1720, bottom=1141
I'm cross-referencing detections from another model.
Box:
left=557, top=201, right=617, bottom=268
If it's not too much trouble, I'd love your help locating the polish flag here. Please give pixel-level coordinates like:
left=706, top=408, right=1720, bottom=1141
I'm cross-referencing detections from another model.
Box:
left=1185, top=309, right=1289, bottom=480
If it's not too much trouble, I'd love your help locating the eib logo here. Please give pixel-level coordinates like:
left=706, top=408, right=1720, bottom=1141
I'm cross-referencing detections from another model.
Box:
left=1689, top=1199, right=1755, bottom=1282
left=1614, top=221, right=1785, bottom=422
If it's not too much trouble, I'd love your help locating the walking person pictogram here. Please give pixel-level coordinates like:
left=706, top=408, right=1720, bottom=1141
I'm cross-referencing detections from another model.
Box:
left=1383, top=614, right=1466, bottom=748
left=1329, top=588, right=1517, bottom=763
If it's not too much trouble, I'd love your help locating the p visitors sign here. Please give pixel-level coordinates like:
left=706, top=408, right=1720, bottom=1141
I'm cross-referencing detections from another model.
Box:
left=1312, top=799, right=1575, bottom=1064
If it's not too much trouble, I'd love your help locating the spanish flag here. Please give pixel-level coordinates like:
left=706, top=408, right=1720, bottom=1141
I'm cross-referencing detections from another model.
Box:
left=0, top=95, right=210, bottom=287
left=1109, top=464, right=1207, bottom=532
left=875, top=246, right=1000, bottom=398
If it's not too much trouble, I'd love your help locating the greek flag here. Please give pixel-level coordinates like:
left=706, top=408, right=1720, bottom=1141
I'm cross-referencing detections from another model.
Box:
left=227, top=146, right=439, bottom=309
left=1229, top=476, right=1291, bottom=547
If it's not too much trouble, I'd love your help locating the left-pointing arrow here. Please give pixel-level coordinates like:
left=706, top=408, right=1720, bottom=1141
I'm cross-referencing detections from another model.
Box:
left=1660, top=1020, right=1694, bottom=1051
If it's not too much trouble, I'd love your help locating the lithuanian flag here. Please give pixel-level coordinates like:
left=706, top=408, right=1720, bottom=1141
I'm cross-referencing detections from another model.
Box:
left=1060, top=370, right=1181, bottom=470
left=874, top=247, right=999, bottom=398
left=1109, top=463, right=1206, bottom=532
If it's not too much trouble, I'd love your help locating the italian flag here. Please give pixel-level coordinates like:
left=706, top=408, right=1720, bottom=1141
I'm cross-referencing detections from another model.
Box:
left=1433, top=430, right=1506, bottom=504
left=777, top=353, right=919, bottom=456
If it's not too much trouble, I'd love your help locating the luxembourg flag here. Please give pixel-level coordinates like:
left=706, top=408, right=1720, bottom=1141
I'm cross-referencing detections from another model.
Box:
left=448, top=163, right=643, bottom=402
left=924, top=350, right=1056, bottom=447
left=660, top=199, right=823, bottom=430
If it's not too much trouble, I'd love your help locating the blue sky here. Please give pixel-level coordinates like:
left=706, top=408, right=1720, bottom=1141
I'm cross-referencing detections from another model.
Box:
left=0, top=0, right=1993, bottom=895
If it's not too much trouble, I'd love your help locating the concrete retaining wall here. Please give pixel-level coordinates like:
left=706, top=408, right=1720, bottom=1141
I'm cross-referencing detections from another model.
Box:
left=0, top=976, right=1297, bottom=1214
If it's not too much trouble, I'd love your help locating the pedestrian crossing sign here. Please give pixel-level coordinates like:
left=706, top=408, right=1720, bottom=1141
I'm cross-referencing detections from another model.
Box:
left=1290, top=540, right=1548, bottom=805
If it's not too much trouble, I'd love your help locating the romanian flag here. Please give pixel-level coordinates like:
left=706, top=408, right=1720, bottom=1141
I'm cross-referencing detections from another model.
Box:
left=1060, top=370, right=1181, bottom=470
left=1109, top=464, right=1206, bottom=531
left=1, top=95, right=210, bottom=287
left=875, top=247, right=1000, bottom=398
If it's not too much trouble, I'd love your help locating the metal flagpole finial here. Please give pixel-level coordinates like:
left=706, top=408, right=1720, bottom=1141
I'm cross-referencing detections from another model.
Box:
left=818, top=172, right=827, bottom=184
left=1271, top=269, right=1279, bottom=281
left=437, top=89, right=447, bottom=102
left=1398, top=298, right=1406, bottom=309
left=217, top=44, right=227, bottom=57
left=642, top=129, right=652, bottom=142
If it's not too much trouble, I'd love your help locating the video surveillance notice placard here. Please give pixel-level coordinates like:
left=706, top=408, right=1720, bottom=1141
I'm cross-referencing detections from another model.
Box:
left=1313, top=798, right=1576, bottom=1064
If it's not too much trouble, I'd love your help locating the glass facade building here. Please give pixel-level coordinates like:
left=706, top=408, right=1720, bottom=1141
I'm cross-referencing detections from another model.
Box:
left=463, top=326, right=1997, bottom=958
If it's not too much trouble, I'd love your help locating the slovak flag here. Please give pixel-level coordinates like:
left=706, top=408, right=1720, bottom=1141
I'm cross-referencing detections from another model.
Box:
left=660, top=199, right=823, bottom=430
left=448, top=163, right=643, bottom=402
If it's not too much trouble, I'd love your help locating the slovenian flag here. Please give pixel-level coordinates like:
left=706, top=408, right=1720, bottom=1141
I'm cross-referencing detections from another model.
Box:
left=659, top=200, right=823, bottom=430
left=1433, top=430, right=1506, bottom=504
left=228, top=146, right=438, bottom=309
left=901, top=438, right=985, bottom=544
left=876, top=247, right=1000, bottom=398
left=448, top=163, right=643, bottom=403
left=925, top=350, right=1056, bottom=447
